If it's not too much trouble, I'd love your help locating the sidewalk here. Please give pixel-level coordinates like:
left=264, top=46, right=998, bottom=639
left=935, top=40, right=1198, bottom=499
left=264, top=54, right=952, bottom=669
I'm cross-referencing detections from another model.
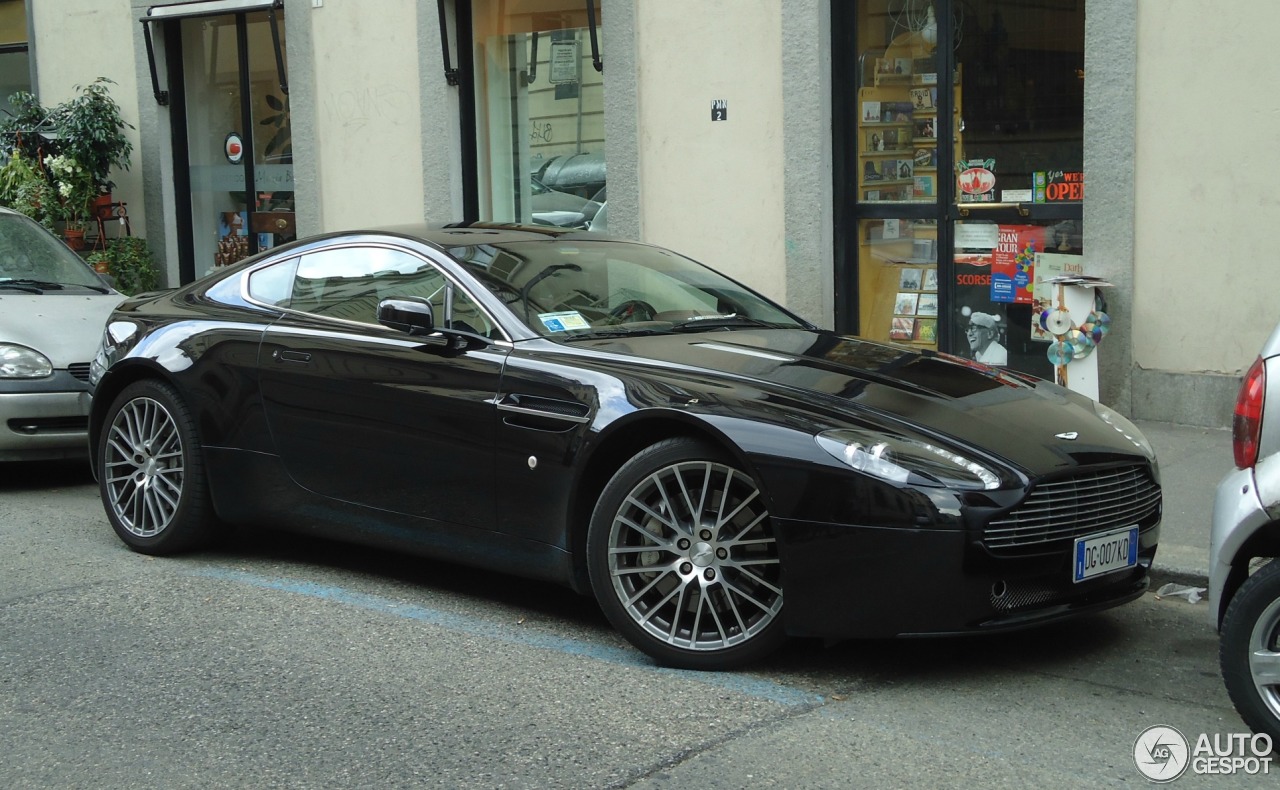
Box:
left=1133, top=419, right=1232, bottom=588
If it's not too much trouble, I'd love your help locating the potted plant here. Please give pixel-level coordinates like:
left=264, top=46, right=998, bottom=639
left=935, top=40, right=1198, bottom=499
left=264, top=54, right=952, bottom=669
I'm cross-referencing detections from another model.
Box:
left=0, top=150, right=57, bottom=232
left=44, top=153, right=96, bottom=249
left=98, top=237, right=158, bottom=295
left=47, top=78, right=134, bottom=197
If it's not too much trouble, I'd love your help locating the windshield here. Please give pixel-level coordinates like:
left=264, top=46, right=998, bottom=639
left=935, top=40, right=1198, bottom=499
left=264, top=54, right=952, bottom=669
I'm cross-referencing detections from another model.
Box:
left=445, top=239, right=807, bottom=339
left=0, top=213, right=107, bottom=290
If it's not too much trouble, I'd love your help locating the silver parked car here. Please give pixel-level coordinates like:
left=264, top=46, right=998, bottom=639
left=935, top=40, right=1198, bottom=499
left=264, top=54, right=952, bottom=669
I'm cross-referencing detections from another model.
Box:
left=1211, top=321, right=1280, bottom=742
left=0, top=208, right=124, bottom=461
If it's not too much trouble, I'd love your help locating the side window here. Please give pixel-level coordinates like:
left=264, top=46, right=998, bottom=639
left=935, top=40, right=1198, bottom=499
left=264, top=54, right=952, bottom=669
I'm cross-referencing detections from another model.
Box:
left=246, top=256, right=299, bottom=306
left=288, top=246, right=440, bottom=325
left=283, top=245, right=498, bottom=337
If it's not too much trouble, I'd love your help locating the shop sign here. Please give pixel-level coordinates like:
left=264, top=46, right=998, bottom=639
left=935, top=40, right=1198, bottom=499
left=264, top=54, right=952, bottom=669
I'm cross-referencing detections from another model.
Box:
left=224, top=132, right=244, bottom=165
left=957, top=158, right=996, bottom=202
left=550, top=40, right=579, bottom=84
left=1034, top=170, right=1084, bottom=202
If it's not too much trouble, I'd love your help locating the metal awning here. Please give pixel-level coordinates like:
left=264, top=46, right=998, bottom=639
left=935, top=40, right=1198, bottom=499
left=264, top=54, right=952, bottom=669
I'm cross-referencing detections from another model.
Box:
left=140, top=0, right=286, bottom=106
left=145, top=0, right=280, bottom=21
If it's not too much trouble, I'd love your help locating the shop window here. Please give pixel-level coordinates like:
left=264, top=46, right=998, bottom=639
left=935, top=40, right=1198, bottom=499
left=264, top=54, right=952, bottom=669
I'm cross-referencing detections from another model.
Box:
left=0, top=0, right=30, bottom=117
left=472, top=0, right=604, bottom=230
left=840, top=1, right=1084, bottom=381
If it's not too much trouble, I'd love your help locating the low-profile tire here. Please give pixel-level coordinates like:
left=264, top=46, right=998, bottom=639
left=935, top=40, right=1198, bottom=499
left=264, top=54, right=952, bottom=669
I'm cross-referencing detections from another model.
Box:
left=98, top=379, right=218, bottom=555
left=587, top=437, right=786, bottom=670
left=1220, top=558, right=1280, bottom=744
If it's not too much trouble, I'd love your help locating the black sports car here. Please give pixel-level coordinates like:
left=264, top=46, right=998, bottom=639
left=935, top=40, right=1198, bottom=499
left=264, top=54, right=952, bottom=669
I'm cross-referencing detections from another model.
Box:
left=88, top=223, right=1162, bottom=670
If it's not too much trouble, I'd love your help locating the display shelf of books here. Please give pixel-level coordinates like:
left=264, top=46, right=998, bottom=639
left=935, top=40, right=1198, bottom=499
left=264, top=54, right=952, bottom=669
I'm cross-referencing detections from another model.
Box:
left=857, top=218, right=940, bottom=349
left=857, top=37, right=961, bottom=206
left=855, top=33, right=959, bottom=350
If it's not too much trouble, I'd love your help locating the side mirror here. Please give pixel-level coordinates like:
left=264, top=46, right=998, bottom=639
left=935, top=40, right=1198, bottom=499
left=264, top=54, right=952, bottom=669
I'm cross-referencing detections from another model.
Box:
left=377, top=296, right=435, bottom=335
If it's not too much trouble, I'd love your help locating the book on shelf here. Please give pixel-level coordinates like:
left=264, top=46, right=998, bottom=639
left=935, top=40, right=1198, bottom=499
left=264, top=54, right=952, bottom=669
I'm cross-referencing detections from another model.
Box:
left=882, top=218, right=901, bottom=239
left=899, top=267, right=922, bottom=291
left=914, top=318, right=938, bottom=343
left=894, top=159, right=914, bottom=180
left=913, top=175, right=934, bottom=198
left=914, top=147, right=933, bottom=167
left=864, top=130, right=887, bottom=152
left=916, top=293, right=939, bottom=316
left=881, top=101, right=914, bottom=123
left=890, top=316, right=916, bottom=341
left=894, top=292, right=919, bottom=316
left=913, top=118, right=937, bottom=140
left=912, top=238, right=936, bottom=262
left=861, top=101, right=881, bottom=124
left=909, top=87, right=935, bottom=110
left=863, top=188, right=881, bottom=201
left=894, top=57, right=912, bottom=75
left=923, top=267, right=939, bottom=291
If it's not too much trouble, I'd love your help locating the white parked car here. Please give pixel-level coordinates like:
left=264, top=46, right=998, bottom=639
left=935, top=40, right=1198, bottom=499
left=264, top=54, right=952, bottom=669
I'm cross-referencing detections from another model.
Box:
left=1211, top=321, right=1280, bottom=742
left=0, top=208, right=124, bottom=461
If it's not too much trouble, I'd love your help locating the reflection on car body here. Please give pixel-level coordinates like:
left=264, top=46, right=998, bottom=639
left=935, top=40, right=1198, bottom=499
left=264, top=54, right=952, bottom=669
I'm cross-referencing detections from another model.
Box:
left=89, top=222, right=1161, bottom=670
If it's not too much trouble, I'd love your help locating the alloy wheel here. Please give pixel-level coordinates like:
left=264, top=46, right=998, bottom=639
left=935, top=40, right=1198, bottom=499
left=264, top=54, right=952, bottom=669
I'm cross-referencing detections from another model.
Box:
left=103, top=396, right=186, bottom=538
left=606, top=459, right=782, bottom=652
left=1249, top=595, right=1280, bottom=721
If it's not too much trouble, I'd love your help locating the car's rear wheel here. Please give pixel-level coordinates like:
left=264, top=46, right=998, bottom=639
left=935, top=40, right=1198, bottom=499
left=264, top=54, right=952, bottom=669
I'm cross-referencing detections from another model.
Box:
left=587, top=438, right=785, bottom=670
left=1221, top=558, right=1280, bottom=743
left=98, top=379, right=217, bottom=554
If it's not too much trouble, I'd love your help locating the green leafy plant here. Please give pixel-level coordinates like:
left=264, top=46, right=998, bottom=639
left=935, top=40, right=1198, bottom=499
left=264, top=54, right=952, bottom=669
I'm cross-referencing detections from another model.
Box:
left=98, top=237, right=158, bottom=296
left=44, top=153, right=97, bottom=230
left=0, top=151, right=57, bottom=231
left=47, top=78, right=134, bottom=191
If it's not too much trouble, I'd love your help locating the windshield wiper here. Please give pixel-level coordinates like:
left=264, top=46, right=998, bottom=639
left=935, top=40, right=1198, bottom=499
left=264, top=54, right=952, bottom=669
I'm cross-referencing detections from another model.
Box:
left=560, top=325, right=667, bottom=341
left=668, top=314, right=779, bottom=332
left=0, top=278, right=110, bottom=294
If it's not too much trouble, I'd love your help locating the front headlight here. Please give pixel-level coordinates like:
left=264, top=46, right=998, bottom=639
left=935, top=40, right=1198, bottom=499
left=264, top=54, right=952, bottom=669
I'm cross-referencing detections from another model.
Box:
left=0, top=343, right=53, bottom=378
left=816, top=428, right=1001, bottom=490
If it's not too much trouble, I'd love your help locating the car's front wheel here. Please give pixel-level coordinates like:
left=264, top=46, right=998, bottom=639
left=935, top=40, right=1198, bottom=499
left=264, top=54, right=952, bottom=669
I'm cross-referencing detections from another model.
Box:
left=1221, top=558, right=1280, bottom=743
left=98, top=379, right=218, bottom=555
left=587, top=438, right=785, bottom=670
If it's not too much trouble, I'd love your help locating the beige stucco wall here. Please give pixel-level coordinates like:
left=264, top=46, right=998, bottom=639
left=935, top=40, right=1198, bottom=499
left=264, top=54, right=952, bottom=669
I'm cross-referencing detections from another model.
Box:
left=30, top=0, right=146, bottom=235
left=308, top=0, right=423, bottom=228
left=634, top=0, right=785, bottom=302
left=1133, top=0, right=1280, bottom=377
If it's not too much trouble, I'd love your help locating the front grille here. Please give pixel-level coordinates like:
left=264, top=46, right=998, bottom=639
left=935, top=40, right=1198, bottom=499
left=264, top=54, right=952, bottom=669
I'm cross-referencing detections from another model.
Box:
left=67, top=363, right=92, bottom=382
left=983, top=464, right=1161, bottom=553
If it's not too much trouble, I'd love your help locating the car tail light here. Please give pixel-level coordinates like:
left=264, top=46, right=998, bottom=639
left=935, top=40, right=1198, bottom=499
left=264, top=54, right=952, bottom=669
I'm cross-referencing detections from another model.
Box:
left=1233, top=356, right=1266, bottom=469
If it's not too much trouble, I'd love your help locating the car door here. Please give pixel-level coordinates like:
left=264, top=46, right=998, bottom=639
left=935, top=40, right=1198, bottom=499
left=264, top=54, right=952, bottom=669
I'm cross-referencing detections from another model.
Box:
left=254, top=242, right=509, bottom=529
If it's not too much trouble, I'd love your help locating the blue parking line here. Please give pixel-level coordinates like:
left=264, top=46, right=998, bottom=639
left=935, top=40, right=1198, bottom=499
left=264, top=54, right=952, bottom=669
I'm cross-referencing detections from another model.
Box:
left=192, top=567, right=826, bottom=708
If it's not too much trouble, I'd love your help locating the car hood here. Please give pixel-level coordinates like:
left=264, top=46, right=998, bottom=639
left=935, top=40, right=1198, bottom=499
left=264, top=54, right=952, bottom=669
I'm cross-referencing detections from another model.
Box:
left=566, top=328, right=1152, bottom=474
left=0, top=293, right=125, bottom=367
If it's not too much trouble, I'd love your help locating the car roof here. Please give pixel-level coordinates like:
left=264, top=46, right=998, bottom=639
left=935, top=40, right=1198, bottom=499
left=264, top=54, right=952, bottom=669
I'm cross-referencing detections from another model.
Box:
left=364, top=221, right=600, bottom=248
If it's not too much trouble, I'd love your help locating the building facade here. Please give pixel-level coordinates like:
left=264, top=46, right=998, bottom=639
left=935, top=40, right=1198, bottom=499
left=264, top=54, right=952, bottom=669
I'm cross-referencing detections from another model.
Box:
left=14, top=0, right=1264, bottom=427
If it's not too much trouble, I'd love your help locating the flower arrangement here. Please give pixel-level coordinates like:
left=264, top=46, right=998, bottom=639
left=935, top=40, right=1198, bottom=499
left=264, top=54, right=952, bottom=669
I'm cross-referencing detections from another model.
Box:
left=44, top=153, right=97, bottom=231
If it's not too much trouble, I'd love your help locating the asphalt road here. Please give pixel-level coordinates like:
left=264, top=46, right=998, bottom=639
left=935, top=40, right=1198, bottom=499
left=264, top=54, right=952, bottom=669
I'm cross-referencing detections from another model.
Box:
left=0, top=460, right=1268, bottom=789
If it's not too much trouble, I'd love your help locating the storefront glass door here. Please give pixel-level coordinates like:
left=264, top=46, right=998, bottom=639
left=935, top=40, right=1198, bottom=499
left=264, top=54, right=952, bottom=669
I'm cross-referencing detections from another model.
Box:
left=181, top=9, right=293, bottom=278
left=839, top=0, right=1084, bottom=380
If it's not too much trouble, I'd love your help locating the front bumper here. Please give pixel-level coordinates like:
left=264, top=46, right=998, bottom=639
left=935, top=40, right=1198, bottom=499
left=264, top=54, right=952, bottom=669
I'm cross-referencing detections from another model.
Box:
left=775, top=517, right=1158, bottom=639
left=0, top=375, right=93, bottom=461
